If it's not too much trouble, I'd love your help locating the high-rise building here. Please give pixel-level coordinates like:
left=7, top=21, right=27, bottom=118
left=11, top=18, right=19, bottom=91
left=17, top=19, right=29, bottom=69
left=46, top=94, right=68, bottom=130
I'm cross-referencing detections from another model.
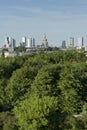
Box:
left=27, top=38, right=35, bottom=48
left=68, top=37, right=74, bottom=48
left=77, top=37, right=84, bottom=49
left=27, top=38, right=32, bottom=48
left=32, top=38, right=35, bottom=48
left=62, top=40, right=66, bottom=48
left=42, top=34, right=48, bottom=48
left=21, top=37, right=27, bottom=47
left=5, top=36, right=16, bottom=49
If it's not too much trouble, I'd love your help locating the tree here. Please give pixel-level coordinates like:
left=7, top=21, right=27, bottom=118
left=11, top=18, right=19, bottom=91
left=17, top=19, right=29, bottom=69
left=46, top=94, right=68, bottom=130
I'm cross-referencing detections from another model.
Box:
left=6, top=66, right=38, bottom=107
left=0, top=111, right=18, bottom=130
left=31, top=64, right=62, bottom=97
left=14, top=95, right=59, bottom=130
left=14, top=46, right=26, bottom=53
left=57, top=64, right=83, bottom=113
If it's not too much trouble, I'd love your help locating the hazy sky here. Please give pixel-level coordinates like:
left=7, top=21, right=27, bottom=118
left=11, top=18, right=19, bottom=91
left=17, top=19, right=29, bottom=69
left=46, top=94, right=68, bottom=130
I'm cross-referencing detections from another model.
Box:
left=0, top=0, right=87, bottom=46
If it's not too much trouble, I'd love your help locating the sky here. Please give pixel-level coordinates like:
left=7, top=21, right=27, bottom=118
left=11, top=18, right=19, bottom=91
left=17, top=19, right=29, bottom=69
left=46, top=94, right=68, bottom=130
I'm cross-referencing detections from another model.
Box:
left=0, top=0, right=87, bottom=46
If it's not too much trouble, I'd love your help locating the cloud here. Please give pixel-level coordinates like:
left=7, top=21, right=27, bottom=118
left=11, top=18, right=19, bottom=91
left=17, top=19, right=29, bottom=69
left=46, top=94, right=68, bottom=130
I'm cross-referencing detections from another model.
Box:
left=0, top=0, right=87, bottom=46
left=0, top=4, right=87, bottom=25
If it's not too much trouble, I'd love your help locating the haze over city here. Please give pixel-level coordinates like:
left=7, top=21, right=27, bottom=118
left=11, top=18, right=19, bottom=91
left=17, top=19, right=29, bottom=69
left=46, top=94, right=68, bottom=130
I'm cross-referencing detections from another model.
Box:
left=0, top=0, right=87, bottom=46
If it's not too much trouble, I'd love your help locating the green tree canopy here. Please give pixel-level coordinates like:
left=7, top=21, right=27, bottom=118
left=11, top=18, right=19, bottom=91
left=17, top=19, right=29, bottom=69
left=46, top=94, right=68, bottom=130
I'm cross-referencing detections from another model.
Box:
left=14, top=95, right=60, bottom=130
left=6, top=66, right=38, bottom=107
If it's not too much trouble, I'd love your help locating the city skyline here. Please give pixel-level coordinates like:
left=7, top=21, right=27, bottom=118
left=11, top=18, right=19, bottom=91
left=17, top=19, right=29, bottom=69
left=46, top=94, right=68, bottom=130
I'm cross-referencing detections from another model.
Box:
left=0, top=0, right=87, bottom=46
left=3, top=35, right=85, bottom=48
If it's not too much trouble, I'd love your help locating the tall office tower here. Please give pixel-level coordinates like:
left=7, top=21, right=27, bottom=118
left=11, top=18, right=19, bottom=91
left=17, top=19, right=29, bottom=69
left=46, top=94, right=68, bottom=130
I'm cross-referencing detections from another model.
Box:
left=12, top=39, right=16, bottom=48
left=62, top=40, right=66, bottom=48
left=27, top=38, right=32, bottom=48
left=32, top=38, right=35, bottom=48
left=42, top=34, right=48, bottom=48
left=21, top=37, right=27, bottom=47
left=68, top=37, right=74, bottom=48
left=77, top=37, right=84, bottom=49
left=5, top=36, right=16, bottom=49
left=27, top=37, right=35, bottom=48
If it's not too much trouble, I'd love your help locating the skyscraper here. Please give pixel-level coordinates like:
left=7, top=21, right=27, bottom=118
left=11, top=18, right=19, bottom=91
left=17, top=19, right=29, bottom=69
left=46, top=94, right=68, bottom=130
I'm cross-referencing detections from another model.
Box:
left=42, top=34, right=48, bottom=48
left=21, top=37, right=27, bottom=47
left=62, top=40, right=66, bottom=48
left=32, top=38, right=35, bottom=48
left=77, top=37, right=83, bottom=49
left=68, top=37, right=74, bottom=48
left=27, top=38, right=32, bottom=48
left=4, top=36, right=16, bottom=49
left=27, top=37, right=35, bottom=48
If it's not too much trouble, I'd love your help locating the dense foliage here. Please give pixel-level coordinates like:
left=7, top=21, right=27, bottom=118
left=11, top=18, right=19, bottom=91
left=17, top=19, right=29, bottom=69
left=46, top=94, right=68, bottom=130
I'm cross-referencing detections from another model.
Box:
left=0, top=50, right=87, bottom=130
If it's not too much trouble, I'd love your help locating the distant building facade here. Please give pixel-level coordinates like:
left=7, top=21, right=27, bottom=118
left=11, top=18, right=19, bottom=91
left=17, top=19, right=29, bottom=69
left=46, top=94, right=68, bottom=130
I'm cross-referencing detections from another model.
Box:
left=4, top=51, right=18, bottom=58
left=32, top=38, right=35, bottom=48
left=4, top=36, right=16, bottom=50
left=27, top=38, right=32, bottom=48
left=62, top=40, right=66, bottom=48
left=20, top=37, right=27, bottom=47
left=68, top=37, right=74, bottom=48
left=42, top=34, right=48, bottom=48
left=27, top=38, right=35, bottom=48
left=77, top=37, right=84, bottom=49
